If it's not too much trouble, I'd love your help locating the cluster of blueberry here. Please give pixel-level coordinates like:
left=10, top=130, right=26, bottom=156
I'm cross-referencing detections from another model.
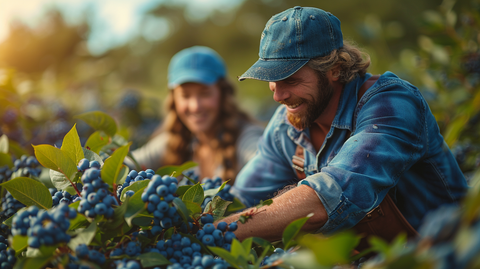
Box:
left=1, top=192, right=25, bottom=219
left=182, top=170, right=199, bottom=185
left=75, top=244, right=106, bottom=265
left=114, top=259, right=142, bottom=269
left=49, top=188, right=80, bottom=207
left=110, top=239, right=142, bottom=257
left=0, top=235, right=16, bottom=269
left=77, top=158, right=101, bottom=172
left=196, top=214, right=237, bottom=251
left=77, top=164, right=118, bottom=219
left=166, top=254, right=230, bottom=269
left=11, top=203, right=77, bottom=248
left=12, top=155, right=42, bottom=178
left=117, top=169, right=156, bottom=200
left=200, top=177, right=234, bottom=210
left=261, top=248, right=287, bottom=267
left=0, top=165, right=12, bottom=183
left=142, top=175, right=181, bottom=235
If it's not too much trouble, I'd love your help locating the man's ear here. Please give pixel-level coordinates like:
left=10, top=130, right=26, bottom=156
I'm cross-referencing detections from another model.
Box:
left=330, top=65, right=341, bottom=81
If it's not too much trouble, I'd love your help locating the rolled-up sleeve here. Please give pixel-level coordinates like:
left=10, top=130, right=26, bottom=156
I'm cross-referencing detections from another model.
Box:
left=233, top=108, right=298, bottom=208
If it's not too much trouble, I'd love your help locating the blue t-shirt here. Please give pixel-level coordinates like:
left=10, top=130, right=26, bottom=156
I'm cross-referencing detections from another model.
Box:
left=232, top=71, right=468, bottom=235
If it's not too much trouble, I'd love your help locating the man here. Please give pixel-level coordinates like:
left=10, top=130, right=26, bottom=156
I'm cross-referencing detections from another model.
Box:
left=222, top=6, right=468, bottom=243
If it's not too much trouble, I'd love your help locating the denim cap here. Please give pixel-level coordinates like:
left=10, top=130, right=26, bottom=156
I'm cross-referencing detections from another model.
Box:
left=239, top=6, right=343, bottom=82
left=168, top=46, right=226, bottom=89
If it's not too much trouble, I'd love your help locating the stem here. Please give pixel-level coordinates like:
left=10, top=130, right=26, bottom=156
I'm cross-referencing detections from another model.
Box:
left=113, top=183, right=121, bottom=205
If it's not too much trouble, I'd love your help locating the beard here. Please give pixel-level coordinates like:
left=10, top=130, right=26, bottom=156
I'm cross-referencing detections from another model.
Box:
left=283, top=74, right=335, bottom=130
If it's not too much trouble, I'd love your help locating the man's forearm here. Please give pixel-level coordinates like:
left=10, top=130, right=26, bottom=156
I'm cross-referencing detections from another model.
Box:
left=219, top=185, right=328, bottom=242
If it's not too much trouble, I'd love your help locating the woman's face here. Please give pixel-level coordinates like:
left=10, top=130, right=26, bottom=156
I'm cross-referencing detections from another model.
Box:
left=173, top=82, right=221, bottom=136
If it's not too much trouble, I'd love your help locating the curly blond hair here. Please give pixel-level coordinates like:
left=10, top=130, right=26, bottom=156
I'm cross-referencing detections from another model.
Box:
left=154, top=78, right=251, bottom=182
left=307, top=40, right=371, bottom=83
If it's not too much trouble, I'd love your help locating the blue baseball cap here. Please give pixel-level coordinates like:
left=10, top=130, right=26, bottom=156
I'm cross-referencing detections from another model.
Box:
left=168, top=46, right=226, bottom=89
left=239, top=6, right=343, bottom=82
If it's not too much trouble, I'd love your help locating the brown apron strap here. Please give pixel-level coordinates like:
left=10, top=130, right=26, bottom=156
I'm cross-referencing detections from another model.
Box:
left=292, top=145, right=306, bottom=179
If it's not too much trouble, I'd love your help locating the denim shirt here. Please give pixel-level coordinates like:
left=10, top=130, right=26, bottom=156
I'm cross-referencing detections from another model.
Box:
left=232, top=71, right=468, bottom=235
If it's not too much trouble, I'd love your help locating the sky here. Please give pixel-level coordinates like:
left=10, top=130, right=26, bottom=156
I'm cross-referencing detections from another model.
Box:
left=0, top=0, right=242, bottom=55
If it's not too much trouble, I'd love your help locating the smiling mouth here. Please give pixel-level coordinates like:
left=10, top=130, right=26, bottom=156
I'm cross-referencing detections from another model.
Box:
left=286, top=102, right=302, bottom=109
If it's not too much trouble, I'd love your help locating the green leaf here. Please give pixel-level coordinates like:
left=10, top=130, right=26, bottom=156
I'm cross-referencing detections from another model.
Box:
left=50, top=170, right=74, bottom=191
left=368, top=236, right=390, bottom=254
left=101, top=143, right=131, bottom=188
left=69, top=201, right=89, bottom=230
left=137, top=252, right=171, bottom=267
left=208, top=246, right=241, bottom=269
left=13, top=256, right=52, bottom=269
left=226, top=197, right=246, bottom=213
left=204, top=196, right=232, bottom=221
left=11, top=235, right=28, bottom=253
left=175, top=185, right=191, bottom=198
left=82, top=148, right=104, bottom=166
left=282, top=249, right=326, bottom=269
left=252, top=237, right=275, bottom=267
left=203, top=181, right=229, bottom=197
left=283, top=213, right=313, bottom=250
left=3, top=213, right=14, bottom=227
left=203, top=187, right=221, bottom=197
left=155, top=161, right=198, bottom=177
left=184, top=200, right=203, bottom=217
left=67, top=222, right=98, bottom=251
left=74, top=111, right=118, bottom=137
left=231, top=238, right=249, bottom=260
left=182, top=183, right=204, bottom=205
left=33, top=144, right=78, bottom=181
left=120, top=180, right=149, bottom=202
left=0, top=134, right=8, bottom=153
left=256, top=199, right=273, bottom=209
left=0, top=177, right=52, bottom=209
left=85, top=131, right=109, bottom=154
left=60, top=125, right=84, bottom=166
left=125, top=188, right=148, bottom=227
left=0, top=152, right=13, bottom=168
left=241, top=237, right=253, bottom=255
left=298, top=231, right=360, bottom=266
left=116, top=165, right=129, bottom=185
left=109, top=197, right=130, bottom=229
left=172, top=197, right=191, bottom=224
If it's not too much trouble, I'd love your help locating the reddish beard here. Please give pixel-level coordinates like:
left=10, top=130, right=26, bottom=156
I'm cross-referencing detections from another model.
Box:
left=283, top=74, right=335, bottom=130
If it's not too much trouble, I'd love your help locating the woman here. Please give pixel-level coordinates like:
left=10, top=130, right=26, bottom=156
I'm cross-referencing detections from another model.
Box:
left=128, top=46, right=263, bottom=182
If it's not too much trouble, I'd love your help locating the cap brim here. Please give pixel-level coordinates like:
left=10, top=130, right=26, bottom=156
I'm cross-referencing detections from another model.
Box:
left=168, top=70, right=220, bottom=89
left=238, top=58, right=309, bottom=82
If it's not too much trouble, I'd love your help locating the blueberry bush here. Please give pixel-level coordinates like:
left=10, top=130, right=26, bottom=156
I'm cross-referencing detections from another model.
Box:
left=0, top=110, right=479, bottom=269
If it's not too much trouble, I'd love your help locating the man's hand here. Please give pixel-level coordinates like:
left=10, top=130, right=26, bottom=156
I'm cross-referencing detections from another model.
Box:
left=217, top=184, right=328, bottom=242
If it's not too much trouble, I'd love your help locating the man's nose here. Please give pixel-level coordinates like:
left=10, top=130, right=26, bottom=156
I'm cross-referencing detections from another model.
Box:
left=270, top=82, right=289, bottom=103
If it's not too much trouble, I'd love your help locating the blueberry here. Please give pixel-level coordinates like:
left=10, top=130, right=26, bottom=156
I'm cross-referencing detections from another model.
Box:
left=95, top=203, right=107, bottom=215
left=202, top=234, right=215, bottom=246
left=87, top=193, right=99, bottom=205
left=89, top=160, right=101, bottom=169
left=224, top=231, right=236, bottom=243
left=203, top=223, right=215, bottom=234
left=156, top=185, right=169, bottom=196
left=216, top=221, right=228, bottom=232
left=201, top=214, right=214, bottom=224
left=228, top=221, right=238, bottom=231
